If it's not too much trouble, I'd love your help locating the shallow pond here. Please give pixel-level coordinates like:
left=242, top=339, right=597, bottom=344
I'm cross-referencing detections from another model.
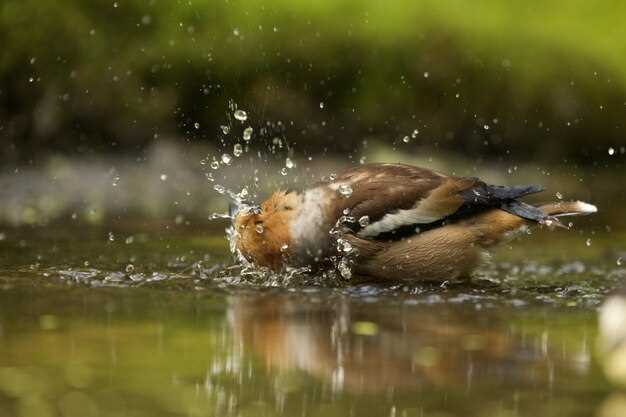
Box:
left=1, top=223, right=625, bottom=417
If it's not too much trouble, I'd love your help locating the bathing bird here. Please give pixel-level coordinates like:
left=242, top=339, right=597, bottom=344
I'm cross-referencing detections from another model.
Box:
left=232, top=163, right=597, bottom=281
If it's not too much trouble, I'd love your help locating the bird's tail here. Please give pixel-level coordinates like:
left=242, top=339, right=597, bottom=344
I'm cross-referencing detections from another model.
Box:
left=538, top=201, right=598, bottom=218
left=501, top=200, right=597, bottom=227
left=468, top=200, right=597, bottom=247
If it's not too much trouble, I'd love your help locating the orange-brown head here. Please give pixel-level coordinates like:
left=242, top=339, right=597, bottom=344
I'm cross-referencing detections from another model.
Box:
left=233, top=191, right=300, bottom=270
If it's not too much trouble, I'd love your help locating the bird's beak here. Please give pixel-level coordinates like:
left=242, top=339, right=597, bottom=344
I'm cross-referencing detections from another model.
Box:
left=229, top=201, right=261, bottom=219
left=228, top=202, right=240, bottom=218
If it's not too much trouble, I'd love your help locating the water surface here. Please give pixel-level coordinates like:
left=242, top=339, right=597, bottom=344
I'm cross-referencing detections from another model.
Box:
left=0, top=224, right=624, bottom=417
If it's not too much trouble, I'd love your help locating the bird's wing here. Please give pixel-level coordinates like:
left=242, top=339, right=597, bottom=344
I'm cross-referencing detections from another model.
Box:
left=326, top=163, right=543, bottom=239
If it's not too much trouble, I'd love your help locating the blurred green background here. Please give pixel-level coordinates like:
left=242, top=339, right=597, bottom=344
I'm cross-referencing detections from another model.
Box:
left=1, top=0, right=624, bottom=226
left=2, top=0, right=626, bottom=163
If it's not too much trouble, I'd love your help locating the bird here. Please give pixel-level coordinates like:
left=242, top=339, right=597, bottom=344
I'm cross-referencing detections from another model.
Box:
left=232, top=163, right=597, bottom=281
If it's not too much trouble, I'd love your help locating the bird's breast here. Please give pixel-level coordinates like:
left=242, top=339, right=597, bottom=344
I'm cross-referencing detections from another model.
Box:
left=288, top=187, right=335, bottom=263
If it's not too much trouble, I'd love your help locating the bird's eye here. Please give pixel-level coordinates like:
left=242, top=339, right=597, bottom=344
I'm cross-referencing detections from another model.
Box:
left=254, top=220, right=263, bottom=225
left=283, top=205, right=293, bottom=211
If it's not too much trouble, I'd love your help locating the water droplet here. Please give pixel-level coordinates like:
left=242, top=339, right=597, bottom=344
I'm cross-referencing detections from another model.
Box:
left=125, top=264, right=134, bottom=273
left=255, top=224, right=264, bottom=234
left=221, top=153, right=232, bottom=165
left=108, top=232, right=115, bottom=242
left=329, top=173, right=337, bottom=181
left=338, top=184, right=353, bottom=197
left=233, top=143, right=243, bottom=157
left=483, top=124, right=490, bottom=130
left=402, top=135, right=410, bottom=143
left=285, top=157, right=295, bottom=169
left=358, top=216, right=370, bottom=227
left=423, top=72, right=429, bottom=78
left=220, top=125, right=230, bottom=134
left=319, top=102, right=324, bottom=109
left=280, top=244, right=289, bottom=252
left=338, top=259, right=352, bottom=279
left=234, top=109, right=247, bottom=122
left=213, top=184, right=225, bottom=194
left=125, top=236, right=134, bottom=244
left=113, top=1, right=118, bottom=7
left=194, top=122, right=200, bottom=129
left=243, top=126, right=253, bottom=141
left=608, top=147, right=615, bottom=156
left=585, top=238, right=592, bottom=247
left=112, top=176, right=120, bottom=187
left=411, top=129, right=419, bottom=138
left=280, top=167, right=288, bottom=176
left=160, top=174, right=168, bottom=181
left=210, top=160, right=219, bottom=170
left=617, top=257, right=623, bottom=266
left=555, top=192, right=563, bottom=200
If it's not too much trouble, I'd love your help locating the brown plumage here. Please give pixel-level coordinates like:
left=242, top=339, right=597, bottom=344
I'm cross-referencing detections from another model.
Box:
left=232, top=163, right=597, bottom=281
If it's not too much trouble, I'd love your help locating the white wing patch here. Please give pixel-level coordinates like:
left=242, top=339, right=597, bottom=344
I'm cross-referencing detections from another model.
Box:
left=358, top=205, right=442, bottom=237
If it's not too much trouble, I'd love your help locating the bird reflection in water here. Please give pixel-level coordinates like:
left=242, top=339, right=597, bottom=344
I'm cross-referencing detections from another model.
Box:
left=229, top=291, right=591, bottom=395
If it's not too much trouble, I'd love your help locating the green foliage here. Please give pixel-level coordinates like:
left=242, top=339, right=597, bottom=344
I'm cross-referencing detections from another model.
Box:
left=2, top=0, right=625, bottom=162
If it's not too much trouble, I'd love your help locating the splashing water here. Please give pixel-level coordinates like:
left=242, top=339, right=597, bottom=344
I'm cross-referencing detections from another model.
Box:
left=234, top=109, right=247, bottom=122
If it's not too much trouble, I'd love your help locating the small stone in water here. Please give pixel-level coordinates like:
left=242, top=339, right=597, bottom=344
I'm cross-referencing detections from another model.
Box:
left=220, top=125, right=230, bottom=134
left=358, top=216, right=370, bottom=227
left=221, top=153, right=232, bottom=165
left=338, top=184, right=353, bottom=197
left=285, top=157, right=294, bottom=169
left=608, top=147, right=615, bottom=155
left=243, top=126, right=253, bottom=141
left=233, top=143, right=243, bottom=157
left=255, top=224, right=264, bottom=234
left=234, top=109, right=247, bottom=122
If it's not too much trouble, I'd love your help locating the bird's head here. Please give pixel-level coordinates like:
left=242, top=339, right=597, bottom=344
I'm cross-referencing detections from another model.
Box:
left=233, top=191, right=299, bottom=270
